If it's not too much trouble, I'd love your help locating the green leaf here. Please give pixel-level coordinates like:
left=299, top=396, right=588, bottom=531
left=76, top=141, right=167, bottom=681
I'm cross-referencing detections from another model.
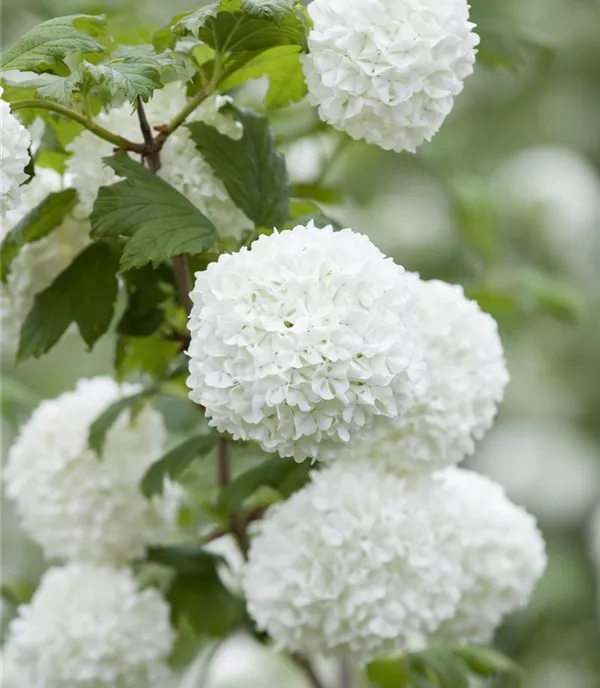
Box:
left=220, top=45, right=307, bottom=110
left=141, top=432, right=219, bottom=498
left=0, top=189, right=77, bottom=281
left=188, top=108, right=289, bottom=228
left=148, top=545, right=243, bottom=637
left=17, top=242, right=118, bottom=361
left=117, top=265, right=171, bottom=337
left=88, top=388, right=155, bottom=456
left=454, top=646, right=521, bottom=678
left=408, top=649, right=470, bottom=688
left=220, top=455, right=311, bottom=511
left=366, top=657, right=411, bottom=688
left=19, top=72, right=82, bottom=105
left=90, top=155, right=218, bottom=270
left=0, top=14, right=107, bottom=74
left=197, top=11, right=307, bottom=53
left=241, top=0, right=295, bottom=21
left=1, top=580, right=36, bottom=608
left=172, top=4, right=220, bottom=38
left=115, top=336, right=181, bottom=381
left=81, top=59, right=162, bottom=103
left=515, top=270, right=584, bottom=322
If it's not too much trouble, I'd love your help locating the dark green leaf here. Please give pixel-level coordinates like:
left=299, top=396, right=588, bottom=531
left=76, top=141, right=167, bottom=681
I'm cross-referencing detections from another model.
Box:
left=0, top=14, right=107, bottom=74
left=117, top=265, right=171, bottom=337
left=90, top=155, right=217, bottom=270
left=408, top=648, right=470, bottom=688
left=220, top=45, right=307, bottom=110
left=220, top=455, right=311, bottom=511
left=88, top=388, right=156, bottom=456
left=17, top=242, right=118, bottom=361
left=148, top=544, right=242, bottom=637
left=1, top=189, right=77, bottom=281
left=188, top=108, right=289, bottom=228
left=141, top=432, right=219, bottom=498
left=290, top=183, right=342, bottom=204
left=172, top=4, right=220, bottom=38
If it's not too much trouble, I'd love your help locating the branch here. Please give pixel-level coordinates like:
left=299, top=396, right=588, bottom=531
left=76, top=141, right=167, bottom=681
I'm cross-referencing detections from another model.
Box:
left=136, top=97, right=161, bottom=173
left=172, top=255, right=194, bottom=315
left=215, top=437, right=250, bottom=559
left=340, top=659, right=353, bottom=688
left=291, top=654, right=326, bottom=688
left=11, top=99, right=146, bottom=153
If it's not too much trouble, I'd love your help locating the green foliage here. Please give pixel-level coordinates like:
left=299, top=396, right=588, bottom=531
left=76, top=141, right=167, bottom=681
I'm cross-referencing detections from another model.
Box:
left=219, top=455, right=311, bottom=511
left=220, top=45, right=307, bottom=110
left=90, top=155, right=218, bottom=271
left=0, top=15, right=108, bottom=74
left=188, top=108, right=289, bottom=228
left=0, top=189, right=77, bottom=281
left=117, top=265, right=172, bottom=338
left=115, top=336, right=182, bottom=380
left=17, top=243, right=119, bottom=361
left=148, top=545, right=243, bottom=637
left=141, top=432, right=219, bottom=498
left=367, top=646, right=522, bottom=688
left=88, top=388, right=156, bottom=456
left=475, top=18, right=553, bottom=72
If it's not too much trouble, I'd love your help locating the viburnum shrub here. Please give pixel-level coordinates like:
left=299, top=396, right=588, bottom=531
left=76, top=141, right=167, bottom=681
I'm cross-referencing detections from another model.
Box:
left=0, top=1, right=549, bottom=686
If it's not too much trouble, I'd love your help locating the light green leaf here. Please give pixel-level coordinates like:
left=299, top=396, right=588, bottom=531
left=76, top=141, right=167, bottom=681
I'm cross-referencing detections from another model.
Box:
left=220, top=45, right=307, bottom=110
left=17, top=242, right=119, bottom=361
left=515, top=269, right=584, bottom=322
left=408, top=648, right=470, bottom=688
left=90, top=155, right=218, bottom=271
left=0, top=14, right=107, bottom=74
left=366, top=657, right=411, bottom=688
left=81, top=59, right=162, bottom=102
left=88, top=388, right=155, bottom=456
left=220, top=455, right=311, bottom=511
left=141, top=432, right=219, bottom=498
left=188, top=108, right=289, bottom=228
left=454, top=646, right=521, bottom=678
left=173, top=4, right=221, bottom=38
left=241, top=0, right=295, bottom=21
left=114, top=336, right=181, bottom=381
left=0, top=189, right=77, bottom=281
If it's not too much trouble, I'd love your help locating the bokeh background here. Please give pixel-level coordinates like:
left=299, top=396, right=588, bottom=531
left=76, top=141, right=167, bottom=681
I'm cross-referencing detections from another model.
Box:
left=2, top=0, right=600, bottom=686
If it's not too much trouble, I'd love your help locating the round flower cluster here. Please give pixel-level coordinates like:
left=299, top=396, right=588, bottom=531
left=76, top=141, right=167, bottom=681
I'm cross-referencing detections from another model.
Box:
left=2, top=564, right=175, bottom=688
left=4, top=376, right=178, bottom=564
left=244, top=464, right=546, bottom=661
left=430, top=469, right=547, bottom=645
left=0, top=167, right=90, bottom=352
left=302, top=0, right=479, bottom=153
left=339, top=277, right=509, bottom=474
left=187, top=222, right=426, bottom=461
left=66, top=82, right=251, bottom=235
left=0, top=88, right=31, bottom=211
left=243, top=462, right=463, bottom=663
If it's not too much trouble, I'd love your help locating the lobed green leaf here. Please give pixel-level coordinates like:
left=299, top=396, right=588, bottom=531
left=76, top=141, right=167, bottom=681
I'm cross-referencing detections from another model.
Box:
left=90, top=155, right=218, bottom=271
left=188, top=108, right=289, bottom=228
left=0, top=14, right=108, bottom=74
left=17, top=242, right=119, bottom=361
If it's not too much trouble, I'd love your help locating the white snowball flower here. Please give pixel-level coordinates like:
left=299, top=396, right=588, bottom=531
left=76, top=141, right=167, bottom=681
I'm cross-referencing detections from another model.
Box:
left=472, top=422, right=600, bottom=528
left=0, top=168, right=90, bottom=352
left=431, top=468, right=547, bottom=645
left=0, top=87, right=31, bottom=211
left=187, top=223, right=426, bottom=461
left=0, top=650, right=26, bottom=688
left=2, top=564, right=175, bottom=688
left=66, top=82, right=250, bottom=235
left=302, top=0, right=479, bottom=153
left=340, top=276, right=508, bottom=473
left=4, top=376, right=179, bottom=564
left=243, top=462, right=464, bottom=663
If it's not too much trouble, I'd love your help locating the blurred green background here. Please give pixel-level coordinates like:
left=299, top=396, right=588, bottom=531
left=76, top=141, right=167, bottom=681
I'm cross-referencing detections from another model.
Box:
left=2, top=0, right=600, bottom=686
